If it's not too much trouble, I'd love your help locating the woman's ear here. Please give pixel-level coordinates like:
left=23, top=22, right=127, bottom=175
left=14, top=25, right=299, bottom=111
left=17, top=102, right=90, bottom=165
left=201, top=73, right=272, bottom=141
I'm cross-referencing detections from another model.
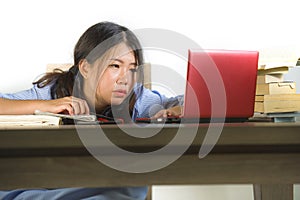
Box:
left=78, top=59, right=90, bottom=79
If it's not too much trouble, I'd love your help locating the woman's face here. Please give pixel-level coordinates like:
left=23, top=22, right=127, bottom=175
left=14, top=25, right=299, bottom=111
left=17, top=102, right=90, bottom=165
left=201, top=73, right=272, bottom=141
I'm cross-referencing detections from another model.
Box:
left=83, top=43, right=138, bottom=111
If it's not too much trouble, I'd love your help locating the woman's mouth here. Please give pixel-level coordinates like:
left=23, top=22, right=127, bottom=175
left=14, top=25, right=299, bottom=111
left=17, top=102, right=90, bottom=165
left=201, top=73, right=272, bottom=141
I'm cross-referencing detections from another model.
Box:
left=112, top=89, right=127, bottom=97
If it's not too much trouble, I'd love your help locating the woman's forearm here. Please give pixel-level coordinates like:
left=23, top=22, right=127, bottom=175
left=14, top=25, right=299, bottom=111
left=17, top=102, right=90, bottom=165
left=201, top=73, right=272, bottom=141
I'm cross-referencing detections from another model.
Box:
left=0, top=98, right=47, bottom=115
left=0, top=97, right=90, bottom=115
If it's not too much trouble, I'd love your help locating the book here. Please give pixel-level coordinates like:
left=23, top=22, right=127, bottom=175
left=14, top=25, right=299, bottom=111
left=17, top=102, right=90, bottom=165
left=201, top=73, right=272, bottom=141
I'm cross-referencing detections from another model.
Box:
left=297, top=58, right=300, bottom=66
left=252, top=112, right=300, bottom=122
left=0, top=111, right=98, bottom=127
left=257, top=66, right=289, bottom=75
left=255, top=94, right=300, bottom=113
left=0, top=115, right=62, bottom=127
left=256, top=66, right=289, bottom=84
left=256, top=82, right=296, bottom=95
left=256, top=73, right=284, bottom=84
left=267, top=112, right=300, bottom=122
left=34, top=110, right=97, bottom=122
left=255, top=100, right=300, bottom=113
left=258, top=47, right=299, bottom=69
left=255, top=93, right=300, bottom=102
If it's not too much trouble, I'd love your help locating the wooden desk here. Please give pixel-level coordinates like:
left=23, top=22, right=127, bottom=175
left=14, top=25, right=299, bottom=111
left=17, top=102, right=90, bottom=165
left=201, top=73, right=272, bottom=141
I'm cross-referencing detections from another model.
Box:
left=0, top=122, right=300, bottom=200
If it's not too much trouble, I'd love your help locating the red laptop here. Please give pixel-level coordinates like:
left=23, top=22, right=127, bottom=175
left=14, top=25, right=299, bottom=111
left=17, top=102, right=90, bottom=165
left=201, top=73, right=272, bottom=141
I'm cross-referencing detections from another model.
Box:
left=183, top=49, right=259, bottom=122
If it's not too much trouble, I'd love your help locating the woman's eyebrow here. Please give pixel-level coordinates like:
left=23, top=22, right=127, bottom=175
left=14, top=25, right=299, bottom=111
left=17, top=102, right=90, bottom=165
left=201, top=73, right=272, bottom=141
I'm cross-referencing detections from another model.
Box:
left=110, top=58, right=123, bottom=63
left=110, top=58, right=137, bottom=66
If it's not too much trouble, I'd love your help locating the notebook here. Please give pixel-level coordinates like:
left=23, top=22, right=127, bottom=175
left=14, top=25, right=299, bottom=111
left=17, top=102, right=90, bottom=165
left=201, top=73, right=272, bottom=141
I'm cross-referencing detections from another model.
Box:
left=136, top=49, right=259, bottom=123
left=182, top=49, right=259, bottom=123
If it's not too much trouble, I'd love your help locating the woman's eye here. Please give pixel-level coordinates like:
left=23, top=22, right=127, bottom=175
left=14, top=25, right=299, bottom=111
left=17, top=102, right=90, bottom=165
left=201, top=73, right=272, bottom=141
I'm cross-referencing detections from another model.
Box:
left=129, top=65, right=138, bottom=73
left=109, top=64, right=120, bottom=69
left=129, top=68, right=138, bottom=73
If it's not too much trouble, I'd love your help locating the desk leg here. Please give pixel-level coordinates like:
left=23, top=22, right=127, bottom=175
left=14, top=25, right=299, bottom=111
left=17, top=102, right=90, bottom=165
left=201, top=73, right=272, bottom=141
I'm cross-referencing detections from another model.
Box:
left=253, top=184, right=293, bottom=200
left=146, top=186, right=152, bottom=200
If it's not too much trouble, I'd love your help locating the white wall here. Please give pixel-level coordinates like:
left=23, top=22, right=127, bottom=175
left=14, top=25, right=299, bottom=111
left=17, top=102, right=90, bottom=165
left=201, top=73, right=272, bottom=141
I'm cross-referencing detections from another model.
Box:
left=1, top=0, right=300, bottom=93
left=1, top=0, right=300, bottom=199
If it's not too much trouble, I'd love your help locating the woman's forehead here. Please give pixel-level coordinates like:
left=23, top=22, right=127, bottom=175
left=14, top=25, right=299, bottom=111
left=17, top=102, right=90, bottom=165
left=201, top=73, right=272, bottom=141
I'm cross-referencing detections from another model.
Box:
left=91, top=43, right=136, bottom=68
left=110, top=43, right=135, bottom=59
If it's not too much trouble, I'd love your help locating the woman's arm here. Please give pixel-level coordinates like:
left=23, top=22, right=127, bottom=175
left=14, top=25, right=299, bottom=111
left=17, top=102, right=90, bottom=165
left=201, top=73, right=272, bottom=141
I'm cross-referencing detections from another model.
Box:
left=151, top=105, right=182, bottom=119
left=135, top=87, right=184, bottom=119
left=0, top=84, right=89, bottom=115
left=0, top=97, right=90, bottom=115
left=152, top=93, right=184, bottom=118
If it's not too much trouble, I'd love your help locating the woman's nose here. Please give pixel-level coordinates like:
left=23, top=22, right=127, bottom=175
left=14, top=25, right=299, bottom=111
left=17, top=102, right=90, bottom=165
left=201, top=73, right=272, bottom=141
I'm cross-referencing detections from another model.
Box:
left=116, top=70, right=128, bottom=85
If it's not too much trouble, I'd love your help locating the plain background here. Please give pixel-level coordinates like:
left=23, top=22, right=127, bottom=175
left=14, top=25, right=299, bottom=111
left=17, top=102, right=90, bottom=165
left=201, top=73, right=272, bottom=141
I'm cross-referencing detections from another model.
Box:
left=0, top=0, right=299, bottom=199
left=1, top=0, right=300, bottom=93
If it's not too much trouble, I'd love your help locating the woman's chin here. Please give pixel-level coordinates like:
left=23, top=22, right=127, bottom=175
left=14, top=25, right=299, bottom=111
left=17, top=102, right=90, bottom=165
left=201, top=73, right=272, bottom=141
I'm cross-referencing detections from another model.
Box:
left=110, top=98, right=126, bottom=106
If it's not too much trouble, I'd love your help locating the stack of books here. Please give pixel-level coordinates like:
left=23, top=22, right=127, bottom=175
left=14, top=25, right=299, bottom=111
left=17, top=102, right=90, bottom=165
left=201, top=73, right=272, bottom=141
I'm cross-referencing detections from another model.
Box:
left=254, top=66, right=300, bottom=114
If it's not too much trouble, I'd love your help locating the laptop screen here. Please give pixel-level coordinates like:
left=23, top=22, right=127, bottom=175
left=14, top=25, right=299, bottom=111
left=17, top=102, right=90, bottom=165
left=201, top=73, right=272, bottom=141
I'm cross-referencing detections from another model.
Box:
left=183, top=49, right=259, bottom=121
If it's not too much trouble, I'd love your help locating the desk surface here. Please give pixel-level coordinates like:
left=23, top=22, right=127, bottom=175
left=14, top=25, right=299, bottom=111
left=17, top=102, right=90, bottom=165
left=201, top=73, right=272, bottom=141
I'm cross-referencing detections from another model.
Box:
left=1, top=122, right=300, bottom=190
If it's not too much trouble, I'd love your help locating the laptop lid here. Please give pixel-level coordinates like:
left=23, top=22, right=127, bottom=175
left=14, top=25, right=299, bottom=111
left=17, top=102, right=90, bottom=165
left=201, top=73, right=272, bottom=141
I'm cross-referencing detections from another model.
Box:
left=183, top=49, right=259, bottom=121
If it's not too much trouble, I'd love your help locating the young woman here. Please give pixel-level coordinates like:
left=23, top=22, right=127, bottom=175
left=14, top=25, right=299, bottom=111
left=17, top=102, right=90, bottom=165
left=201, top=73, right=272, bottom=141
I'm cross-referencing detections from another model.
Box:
left=0, top=22, right=181, bottom=120
left=0, top=21, right=182, bottom=199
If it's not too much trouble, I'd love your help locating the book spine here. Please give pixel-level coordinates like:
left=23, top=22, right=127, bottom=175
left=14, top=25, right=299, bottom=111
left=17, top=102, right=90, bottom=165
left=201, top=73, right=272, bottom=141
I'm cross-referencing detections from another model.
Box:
left=263, top=100, right=300, bottom=113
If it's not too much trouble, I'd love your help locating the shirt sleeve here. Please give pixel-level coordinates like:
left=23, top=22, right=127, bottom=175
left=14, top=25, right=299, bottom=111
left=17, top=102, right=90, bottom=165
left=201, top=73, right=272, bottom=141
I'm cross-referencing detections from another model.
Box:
left=0, top=84, right=53, bottom=100
left=134, top=87, right=184, bottom=118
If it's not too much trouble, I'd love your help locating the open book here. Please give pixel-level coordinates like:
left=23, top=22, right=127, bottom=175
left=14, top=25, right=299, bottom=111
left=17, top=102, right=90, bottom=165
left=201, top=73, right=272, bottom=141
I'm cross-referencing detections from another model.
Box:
left=34, top=110, right=97, bottom=122
left=0, top=115, right=62, bottom=127
left=0, top=111, right=97, bottom=127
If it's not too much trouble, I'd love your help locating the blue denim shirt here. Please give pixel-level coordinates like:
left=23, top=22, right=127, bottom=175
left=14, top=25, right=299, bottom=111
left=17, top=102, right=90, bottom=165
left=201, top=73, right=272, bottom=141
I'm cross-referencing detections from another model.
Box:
left=0, top=83, right=183, bottom=119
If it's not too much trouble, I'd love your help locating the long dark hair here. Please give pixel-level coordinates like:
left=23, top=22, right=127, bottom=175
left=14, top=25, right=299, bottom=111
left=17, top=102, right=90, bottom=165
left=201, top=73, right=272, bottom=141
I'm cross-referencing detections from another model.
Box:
left=34, top=21, right=144, bottom=117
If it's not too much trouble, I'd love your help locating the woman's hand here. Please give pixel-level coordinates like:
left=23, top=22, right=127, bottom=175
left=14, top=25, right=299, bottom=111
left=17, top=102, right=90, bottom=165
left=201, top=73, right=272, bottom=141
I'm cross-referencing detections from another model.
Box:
left=0, top=96, right=90, bottom=115
left=41, top=96, right=90, bottom=115
left=151, top=105, right=182, bottom=119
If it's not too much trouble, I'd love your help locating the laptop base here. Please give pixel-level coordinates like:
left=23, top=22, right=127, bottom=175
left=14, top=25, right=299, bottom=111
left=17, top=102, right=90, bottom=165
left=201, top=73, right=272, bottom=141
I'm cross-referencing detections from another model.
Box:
left=135, top=117, right=249, bottom=124
left=182, top=118, right=249, bottom=123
